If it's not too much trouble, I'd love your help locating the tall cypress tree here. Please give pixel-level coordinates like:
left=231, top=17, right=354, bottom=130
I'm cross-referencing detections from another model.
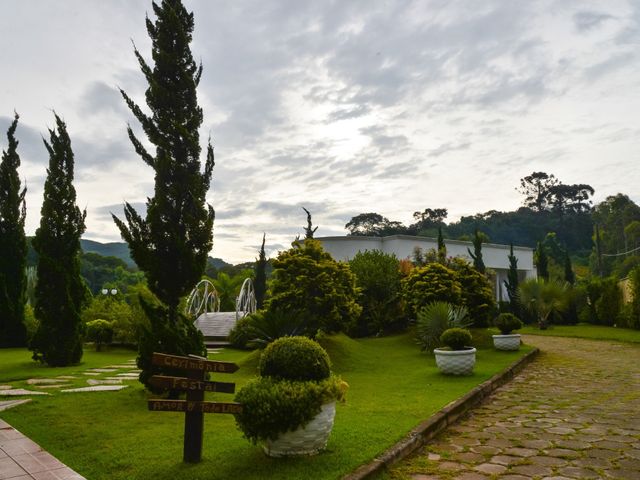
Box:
left=112, top=0, right=212, bottom=385
left=0, top=113, right=27, bottom=347
left=254, top=233, right=267, bottom=309
left=437, top=226, right=447, bottom=263
left=467, top=228, right=486, bottom=274
left=504, top=243, right=520, bottom=316
left=536, top=241, right=549, bottom=280
left=302, top=207, right=318, bottom=239
left=30, top=115, right=86, bottom=365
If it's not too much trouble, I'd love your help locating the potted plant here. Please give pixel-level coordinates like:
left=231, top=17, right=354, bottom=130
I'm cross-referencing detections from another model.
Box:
left=433, top=328, right=476, bottom=375
left=492, top=313, right=523, bottom=350
left=234, top=336, right=347, bottom=457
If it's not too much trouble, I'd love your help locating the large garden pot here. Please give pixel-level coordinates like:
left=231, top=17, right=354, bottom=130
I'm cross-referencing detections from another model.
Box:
left=433, top=347, right=476, bottom=375
left=262, top=401, right=336, bottom=457
left=492, top=334, right=521, bottom=351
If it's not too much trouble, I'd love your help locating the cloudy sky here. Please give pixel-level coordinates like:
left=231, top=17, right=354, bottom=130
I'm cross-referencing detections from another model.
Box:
left=1, top=0, right=639, bottom=263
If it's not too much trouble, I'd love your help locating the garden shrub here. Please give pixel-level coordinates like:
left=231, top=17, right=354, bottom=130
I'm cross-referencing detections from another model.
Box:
left=349, top=250, right=406, bottom=337
left=258, top=336, right=331, bottom=381
left=81, top=295, right=137, bottom=345
left=449, top=258, right=495, bottom=327
left=493, top=313, right=523, bottom=335
left=415, top=301, right=471, bottom=351
left=234, top=376, right=345, bottom=443
left=267, top=239, right=361, bottom=336
left=227, top=315, right=255, bottom=349
left=595, top=277, right=623, bottom=327
left=629, top=266, right=640, bottom=329
left=440, top=328, right=472, bottom=350
left=23, top=304, right=38, bottom=344
left=403, top=263, right=462, bottom=316
left=85, top=319, right=115, bottom=351
left=244, top=308, right=305, bottom=347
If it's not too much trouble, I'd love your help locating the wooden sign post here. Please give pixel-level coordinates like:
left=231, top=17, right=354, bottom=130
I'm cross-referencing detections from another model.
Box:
left=148, top=352, right=242, bottom=463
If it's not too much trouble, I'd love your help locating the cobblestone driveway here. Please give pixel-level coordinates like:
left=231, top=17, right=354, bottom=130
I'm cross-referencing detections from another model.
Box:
left=388, top=335, right=640, bottom=480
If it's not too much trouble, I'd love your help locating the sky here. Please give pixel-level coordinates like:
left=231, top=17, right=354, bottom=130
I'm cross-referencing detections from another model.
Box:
left=1, top=0, right=639, bottom=263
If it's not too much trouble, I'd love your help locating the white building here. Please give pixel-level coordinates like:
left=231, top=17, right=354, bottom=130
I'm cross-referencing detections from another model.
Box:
left=316, top=235, right=536, bottom=302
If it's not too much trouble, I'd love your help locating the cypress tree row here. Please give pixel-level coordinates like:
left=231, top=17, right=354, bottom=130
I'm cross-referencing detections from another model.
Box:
left=112, top=0, right=213, bottom=386
left=0, top=113, right=28, bottom=347
left=437, top=226, right=446, bottom=261
left=254, top=233, right=267, bottom=309
left=30, top=115, right=86, bottom=366
left=536, top=241, right=549, bottom=280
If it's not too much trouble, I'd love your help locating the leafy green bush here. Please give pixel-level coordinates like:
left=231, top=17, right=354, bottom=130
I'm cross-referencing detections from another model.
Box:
left=81, top=295, right=137, bottom=345
left=227, top=316, right=255, bottom=349
left=493, top=313, right=523, bottom=335
left=449, top=259, right=495, bottom=327
left=403, top=263, right=462, bottom=316
left=595, top=277, right=623, bottom=327
left=629, top=266, right=640, bottom=329
left=234, top=376, right=345, bottom=444
left=258, top=336, right=331, bottom=381
left=440, top=328, right=472, bottom=350
left=23, top=304, right=39, bottom=344
left=267, top=239, right=361, bottom=336
left=85, top=319, right=115, bottom=351
left=244, top=309, right=305, bottom=347
left=415, top=301, right=471, bottom=351
left=349, top=250, right=406, bottom=337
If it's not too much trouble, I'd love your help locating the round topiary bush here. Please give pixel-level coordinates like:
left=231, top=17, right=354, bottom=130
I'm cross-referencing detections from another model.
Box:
left=440, top=328, right=472, bottom=351
left=402, top=263, right=462, bottom=316
left=85, top=319, right=115, bottom=351
left=258, top=336, right=331, bottom=381
left=494, top=313, right=523, bottom=335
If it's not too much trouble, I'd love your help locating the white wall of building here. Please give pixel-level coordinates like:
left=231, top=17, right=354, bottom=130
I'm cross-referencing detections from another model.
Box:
left=316, top=235, right=536, bottom=302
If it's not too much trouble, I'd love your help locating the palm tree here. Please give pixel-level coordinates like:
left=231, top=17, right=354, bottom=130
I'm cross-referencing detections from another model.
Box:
left=212, top=272, right=247, bottom=311
left=518, top=278, right=569, bottom=330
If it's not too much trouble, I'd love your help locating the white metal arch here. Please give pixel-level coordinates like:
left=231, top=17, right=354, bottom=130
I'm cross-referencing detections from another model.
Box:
left=235, top=277, right=257, bottom=319
left=185, top=279, right=220, bottom=318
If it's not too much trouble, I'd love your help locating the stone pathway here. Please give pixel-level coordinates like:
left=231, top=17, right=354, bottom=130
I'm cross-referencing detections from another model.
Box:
left=387, top=335, right=640, bottom=480
left=0, top=419, right=85, bottom=479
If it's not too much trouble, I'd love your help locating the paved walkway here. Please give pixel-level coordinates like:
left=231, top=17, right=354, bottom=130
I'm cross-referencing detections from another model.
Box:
left=388, top=335, right=640, bottom=480
left=0, top=418, right=85, bottom=479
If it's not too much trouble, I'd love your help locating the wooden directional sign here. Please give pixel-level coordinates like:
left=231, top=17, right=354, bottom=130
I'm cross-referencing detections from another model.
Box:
left=151, top=352, right=239, bottom=374
left=149, top=375, right=236, bottom=394
left=148, top=352, right=241, bottom=464
left=148, top=400, right=243, bottom=414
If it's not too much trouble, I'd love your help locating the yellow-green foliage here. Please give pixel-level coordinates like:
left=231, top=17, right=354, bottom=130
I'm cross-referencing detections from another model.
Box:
left=267, top=239, right=362, bottom=335
left=449, top=258, right=495, bottom=327
left=403, top=263, right=461, bottom=316
left=440, top=327, right=472, bottom=350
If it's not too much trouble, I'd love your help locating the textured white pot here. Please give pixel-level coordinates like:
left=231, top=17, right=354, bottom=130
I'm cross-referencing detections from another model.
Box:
left=434, top=347, right=476, bottom=375
left=263, top=401, right=336, bottom=457
left=492, top=334, right=521, bottom=351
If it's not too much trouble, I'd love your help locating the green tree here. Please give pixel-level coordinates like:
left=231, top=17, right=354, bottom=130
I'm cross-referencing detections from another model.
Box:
left=302, top=207, right=318, bottom=239
left=0, top=112, right=27, bottom=347
left=467, top=229, right=486, bottom=274
left=437, top=226, right=446, bottom=261
left=213, top=272, right=246, bottom=311
left=518, top=278, right=568, bottom=330
left=449, top=258, right=494, bottom=327
left=517, top=171, right=558, bottom=212
left=349, top=250, right=405, bottom=336
left=503, top=243, right=521, bottom=317
left=345, top=212, right=406, bottom=236
left=30, top=115, right=87, bottom=366
left=403, top=263, right=461, bottom=316
left=535, top=241, right=549, bottom=280
left=254, top=234, right=267, bottom=309
left=267, top=239, right=361, bottom=336
left=112, top=0, right=212, bottom=385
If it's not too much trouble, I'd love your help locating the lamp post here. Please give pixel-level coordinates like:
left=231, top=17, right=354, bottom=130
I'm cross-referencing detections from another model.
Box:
left=101, top=288, right=118, bottom=296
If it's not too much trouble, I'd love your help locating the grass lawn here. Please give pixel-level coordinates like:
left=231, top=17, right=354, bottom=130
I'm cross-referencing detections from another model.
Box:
left=0, top=333, right=532, bottom=480
left=520, top=324, right=640, bottom=344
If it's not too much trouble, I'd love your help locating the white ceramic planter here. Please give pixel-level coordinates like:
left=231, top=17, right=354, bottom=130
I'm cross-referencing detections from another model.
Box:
left=492, top=334, right=521, bottom=351
left=262, top=401, right=336, bottom=457
left=434, top=347, right=476, bottom=375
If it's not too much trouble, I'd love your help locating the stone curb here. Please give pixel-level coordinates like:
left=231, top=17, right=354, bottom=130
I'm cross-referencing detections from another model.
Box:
left=342, top=347, right=540, bottom=480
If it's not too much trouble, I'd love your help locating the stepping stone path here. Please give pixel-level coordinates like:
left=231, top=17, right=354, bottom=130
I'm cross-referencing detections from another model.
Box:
left=0, top=389, right=49, bottom=396
left=0, top=385, right=12, bottom=390
left=26, top=378, right=67, bottom=385
left=85, top=368, right=118, bottom=373
left=86, top=379, right=122, bottom=386
left=34, top=384, right=72, bottom=389
left=61, top=385, right=129, bottom=393
left=0, top=399, right=32, bottom=412
left=389, top=335, right=640, bottom=480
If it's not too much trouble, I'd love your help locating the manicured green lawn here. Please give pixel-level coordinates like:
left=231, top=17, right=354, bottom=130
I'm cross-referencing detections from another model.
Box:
left=520, top=324, right=640, bottom=344
left=0, top=334, right=531, bottom=480
left=0, top=347, right=136, bottom=383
